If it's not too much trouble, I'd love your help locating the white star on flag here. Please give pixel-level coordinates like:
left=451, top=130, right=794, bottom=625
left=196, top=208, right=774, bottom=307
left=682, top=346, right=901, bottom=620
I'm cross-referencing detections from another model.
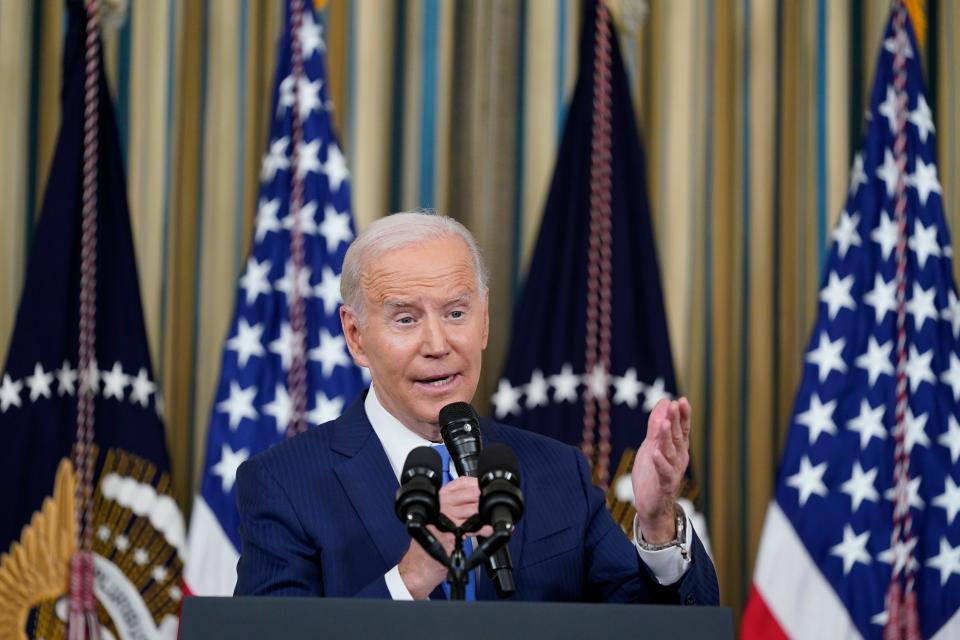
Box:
left=876, top=148, right=900, bottom=198
left=550, top=364, right=580, bottom=403
left=908, top=158, right=942, bottom=206
left=908, top=219, right=942, bottom=268
left=795, top=392, right=837, bottom=445
left=261, top=137, right=290, bottom=181
left=877, top=85, right=898, bottom=134
left=832, top=211, right=862, bottom=258
left=492, top=379, right=522, bottom=418
left=322, top=144, right=350, bottom=193
left=129, top=368, right=156, bottom=408
left=905, top=344, right=936, bottom=392
left=308, top=391, right=344, bottom=426
left=227, top=318, right=266, bottom=368
left=299, top=10, right=325, bottom=58
left=846, top=399, right=887, bottom=450
left=909, top=94, right=935, bottom=143
left=55, top=360, right=77, bottom=397
left=25, top=363, right=53, bottom=401
left=255, top=197, right=282, bottom=241
left=942, top=290, right=960, bottom=338
left=871, top=210, right=898, bottom=260
left=217, top=381, right=258, bottom=430
left=584, top=365, right=609, bottom=399
left=926, top=539, right=960, bottom=586
left=805, top=331, right=847, bottom=382
left=855, top=336, right=894, bottom=387
left=941, top=353, right=960, bottom=401
left=863, top=274, right=897, bottom=323
left=786, top=456, right=829, bottom=506
left=0, top=374, right=23, bottom=412
left=939, top=416, right=960, bottom=463
left=270, top=323, right=304, bottom=371
left=642, top=377, right=671, bottom=412
left=101, top=362, right=129, bottom=400
left=296, top=139, right=323, bottom=178
left=282, top=201, right=319, bottom=236
left=264, top=383, right=294, bottom=436
left=819, top=272, right=856, bottom=320
left=211, top=444, right=249, bottom=493
left=612, top=368, right=643, bottom=408
left=319, top=205, right=354, bottom=253
left=840, top=462, right=880, bottom=512
left=903, top=408, right=930, bottom=454
left=309, top=328, right=350, bottom=377
left=313, top=266, right=342, bottom=316
left=932, top=477, right=960, bottom=526
left=524, top=370, right=549, bottom=409
left=906, top=281, right=938, bottom=329
left=239, top=257, right=273, bottom=305
left=848, top=152, right=867, bottom=196
left=829, top=525, right=872, bottom=576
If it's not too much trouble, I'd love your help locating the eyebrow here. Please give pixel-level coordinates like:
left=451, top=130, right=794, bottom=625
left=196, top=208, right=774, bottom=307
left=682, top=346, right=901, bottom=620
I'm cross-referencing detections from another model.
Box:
left=381, top=292, right=472, bottom=311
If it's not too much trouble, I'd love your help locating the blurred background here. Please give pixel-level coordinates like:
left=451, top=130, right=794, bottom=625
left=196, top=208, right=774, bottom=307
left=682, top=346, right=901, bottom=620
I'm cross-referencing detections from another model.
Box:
left=2, top=0, right=960, bottom=618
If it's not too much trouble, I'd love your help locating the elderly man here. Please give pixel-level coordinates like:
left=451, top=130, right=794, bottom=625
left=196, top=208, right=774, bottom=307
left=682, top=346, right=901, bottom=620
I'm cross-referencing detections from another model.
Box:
left=234, top=212, right=718, bottom=604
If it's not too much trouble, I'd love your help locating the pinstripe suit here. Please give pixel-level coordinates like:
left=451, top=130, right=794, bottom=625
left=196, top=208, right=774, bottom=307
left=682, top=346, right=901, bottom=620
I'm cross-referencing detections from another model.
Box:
left=234, top=391, right=719, bottom=604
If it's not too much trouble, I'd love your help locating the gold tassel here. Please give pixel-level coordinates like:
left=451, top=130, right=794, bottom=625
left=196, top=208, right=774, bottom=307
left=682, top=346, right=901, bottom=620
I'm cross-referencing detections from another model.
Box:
left=903, top=0, right=926, bottom=49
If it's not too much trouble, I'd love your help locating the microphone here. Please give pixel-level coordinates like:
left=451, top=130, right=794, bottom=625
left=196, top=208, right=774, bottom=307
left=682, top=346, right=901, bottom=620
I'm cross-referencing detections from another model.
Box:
left=439, top=402, right=518, bottom=597
left=439, top=402, right=483, bottom=477
left=395, top=446, right=442, bottom=525
left=395, top=447, right=448, bottom=566
left=478, top=444, right=524, bottom=533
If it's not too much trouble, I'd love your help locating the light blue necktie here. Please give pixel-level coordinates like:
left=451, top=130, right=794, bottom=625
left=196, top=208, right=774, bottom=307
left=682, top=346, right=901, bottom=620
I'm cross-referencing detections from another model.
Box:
left=431, top=444, right=476, bottom=601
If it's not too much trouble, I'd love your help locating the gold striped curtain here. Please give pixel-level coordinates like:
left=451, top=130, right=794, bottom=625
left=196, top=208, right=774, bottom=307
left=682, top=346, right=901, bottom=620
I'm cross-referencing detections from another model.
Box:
left=2, top=0, right=960, bottom=620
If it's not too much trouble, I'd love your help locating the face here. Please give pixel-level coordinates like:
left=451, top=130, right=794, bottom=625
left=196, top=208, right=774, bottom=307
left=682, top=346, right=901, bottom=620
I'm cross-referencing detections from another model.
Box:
left=340, top=235, right=489, bottom=440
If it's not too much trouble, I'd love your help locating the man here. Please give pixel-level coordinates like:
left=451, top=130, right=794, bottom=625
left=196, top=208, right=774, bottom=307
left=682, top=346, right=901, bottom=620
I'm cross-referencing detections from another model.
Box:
left=234, top=212, right=718, bottom=604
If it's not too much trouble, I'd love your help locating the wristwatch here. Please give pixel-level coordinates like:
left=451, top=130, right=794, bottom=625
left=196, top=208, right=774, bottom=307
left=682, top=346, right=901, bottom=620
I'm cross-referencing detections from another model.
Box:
left=633, top=504, right=689, bottom=560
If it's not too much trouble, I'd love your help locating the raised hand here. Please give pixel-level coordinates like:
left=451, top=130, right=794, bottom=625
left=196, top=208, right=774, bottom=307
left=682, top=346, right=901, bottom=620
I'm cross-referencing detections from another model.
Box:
left=631, top=398, right=691, bottom=543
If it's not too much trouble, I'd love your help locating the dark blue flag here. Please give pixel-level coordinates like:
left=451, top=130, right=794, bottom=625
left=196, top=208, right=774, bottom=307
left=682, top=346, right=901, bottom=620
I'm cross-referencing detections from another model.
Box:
left=0, top=3, right=184, bottom=638
left=184, top=1, right=366, bottom=595
left=494, top=0, right=696, bottom=533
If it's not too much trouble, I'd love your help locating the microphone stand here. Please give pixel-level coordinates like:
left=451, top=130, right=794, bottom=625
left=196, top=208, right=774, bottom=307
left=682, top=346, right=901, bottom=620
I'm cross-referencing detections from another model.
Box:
left=404, top=513, right=514, bottom=601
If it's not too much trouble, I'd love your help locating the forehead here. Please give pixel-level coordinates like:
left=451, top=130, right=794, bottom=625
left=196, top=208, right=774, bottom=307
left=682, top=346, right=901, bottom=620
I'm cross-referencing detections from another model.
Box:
left=360, top=235, right=479, bottom=303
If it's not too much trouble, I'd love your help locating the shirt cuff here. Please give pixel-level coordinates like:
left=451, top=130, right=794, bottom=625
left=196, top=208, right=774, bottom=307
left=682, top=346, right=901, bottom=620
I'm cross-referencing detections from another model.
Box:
left=385, top=565, right=416, bottom=600
left=633, top=512, right=694, bottom=586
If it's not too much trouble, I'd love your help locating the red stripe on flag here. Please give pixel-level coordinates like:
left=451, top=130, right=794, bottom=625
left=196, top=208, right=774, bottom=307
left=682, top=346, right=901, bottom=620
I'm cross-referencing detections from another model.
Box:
left=741, top=586, right=789, bottom=640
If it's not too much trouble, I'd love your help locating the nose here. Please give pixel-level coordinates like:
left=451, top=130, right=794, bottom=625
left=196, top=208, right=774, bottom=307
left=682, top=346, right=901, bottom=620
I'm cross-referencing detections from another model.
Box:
left=420, top=314, right=451, bottom=358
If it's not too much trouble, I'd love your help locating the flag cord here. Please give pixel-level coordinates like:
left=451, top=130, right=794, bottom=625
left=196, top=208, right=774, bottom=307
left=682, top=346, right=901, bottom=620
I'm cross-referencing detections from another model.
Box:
left=70, top=1, right=102, bottom=638
left=884, top=1, right=921, bottom=638
left=582, top=0, right=615, bottom=488
left=286, top=0, right=309, bottom=438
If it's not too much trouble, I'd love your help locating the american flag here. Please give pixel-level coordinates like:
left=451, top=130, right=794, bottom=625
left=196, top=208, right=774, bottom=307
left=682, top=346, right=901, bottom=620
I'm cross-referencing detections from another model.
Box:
left=743, top=4, right=960, bottom=639
left=184, top=1, right=365, bottom=596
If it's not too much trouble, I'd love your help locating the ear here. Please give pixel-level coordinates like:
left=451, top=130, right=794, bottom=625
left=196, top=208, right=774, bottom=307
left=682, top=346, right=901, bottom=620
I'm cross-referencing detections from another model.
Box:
left=480, top=290, right=490, bottom=350
left=340, top=305, right=370, bottom=368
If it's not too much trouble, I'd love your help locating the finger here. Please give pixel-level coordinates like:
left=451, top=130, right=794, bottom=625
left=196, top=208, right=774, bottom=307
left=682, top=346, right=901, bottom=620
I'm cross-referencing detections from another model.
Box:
left=648, top=398, right=671, bottom=426
left=652, top=448, right=677, bottom=485
left=658, top=418, right=677, bottom=461
left=669, top=401, right=684, bottom=447
left=678, top=397, right=692, bottom=441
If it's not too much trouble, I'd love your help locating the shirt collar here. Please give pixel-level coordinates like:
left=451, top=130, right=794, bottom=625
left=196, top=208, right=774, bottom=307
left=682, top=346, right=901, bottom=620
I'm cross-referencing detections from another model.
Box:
left=364, top=385, right=440, bottom=481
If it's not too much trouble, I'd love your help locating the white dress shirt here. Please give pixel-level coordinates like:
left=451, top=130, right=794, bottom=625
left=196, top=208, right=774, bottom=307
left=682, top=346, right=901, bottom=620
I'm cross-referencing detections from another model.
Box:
left=363, top=386, right=692, bottom=600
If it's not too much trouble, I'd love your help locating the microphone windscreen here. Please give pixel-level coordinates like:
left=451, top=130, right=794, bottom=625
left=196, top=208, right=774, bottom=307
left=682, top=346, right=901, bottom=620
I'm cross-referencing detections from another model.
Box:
left=439, top=402, right=478, bottom=429
left=402, top=446, right=442, bottom=484
left=478, top=443, right=520, bottom=480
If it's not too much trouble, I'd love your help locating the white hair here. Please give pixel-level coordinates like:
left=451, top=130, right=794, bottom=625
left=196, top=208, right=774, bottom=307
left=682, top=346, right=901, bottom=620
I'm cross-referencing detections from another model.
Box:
left=340, top=211, right=490, bottom=320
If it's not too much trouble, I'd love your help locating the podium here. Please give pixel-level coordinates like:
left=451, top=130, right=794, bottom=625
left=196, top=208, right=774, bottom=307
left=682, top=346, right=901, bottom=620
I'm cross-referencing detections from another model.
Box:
left=181, top=596, right=734, bottom=639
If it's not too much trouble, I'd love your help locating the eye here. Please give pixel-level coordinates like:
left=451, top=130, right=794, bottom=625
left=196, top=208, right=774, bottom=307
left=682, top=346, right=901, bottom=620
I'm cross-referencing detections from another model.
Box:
left=449, top=310, right=465, bottom=319
left=397, top=316, right=415, bottom=325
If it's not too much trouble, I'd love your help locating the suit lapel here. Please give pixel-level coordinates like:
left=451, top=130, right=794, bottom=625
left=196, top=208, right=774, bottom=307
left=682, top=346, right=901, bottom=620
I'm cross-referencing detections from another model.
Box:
left=331, top=394, right=410, bottom=569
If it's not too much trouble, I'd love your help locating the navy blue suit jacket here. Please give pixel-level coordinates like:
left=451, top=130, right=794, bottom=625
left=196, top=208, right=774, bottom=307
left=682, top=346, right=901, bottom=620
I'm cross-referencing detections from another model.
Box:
left=234, top=391, right=719, bottom=604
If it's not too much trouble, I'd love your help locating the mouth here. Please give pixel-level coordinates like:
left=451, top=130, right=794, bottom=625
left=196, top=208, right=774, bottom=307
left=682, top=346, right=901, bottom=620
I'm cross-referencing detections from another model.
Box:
left=414, top=373, right=461, bottom=391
